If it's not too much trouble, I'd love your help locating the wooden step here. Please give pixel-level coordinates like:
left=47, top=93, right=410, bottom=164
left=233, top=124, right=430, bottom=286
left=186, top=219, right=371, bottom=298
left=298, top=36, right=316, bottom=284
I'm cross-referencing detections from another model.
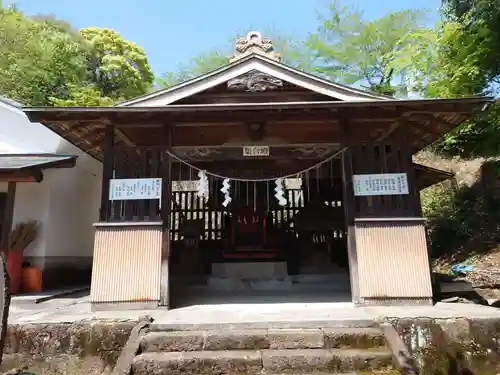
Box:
left=132, top=348, right=394, bottom=374
left=141, top=327, right=387, bottom=352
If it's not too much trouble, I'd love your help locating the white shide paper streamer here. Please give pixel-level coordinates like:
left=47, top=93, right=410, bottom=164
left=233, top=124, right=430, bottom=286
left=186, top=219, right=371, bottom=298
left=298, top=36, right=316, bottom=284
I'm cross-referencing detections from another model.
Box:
left=220, top=178, right=232, bottom=207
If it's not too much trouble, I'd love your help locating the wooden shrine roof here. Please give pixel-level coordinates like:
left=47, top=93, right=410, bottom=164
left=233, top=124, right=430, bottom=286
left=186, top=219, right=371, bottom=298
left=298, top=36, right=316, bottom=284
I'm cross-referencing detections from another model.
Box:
left=24, top=97, right=493, bottom=161
left=0, top=154, right=76, bottom=170
left=0, top=154, right=77, bottom=183
left=414, top=163, right=454, bottom=190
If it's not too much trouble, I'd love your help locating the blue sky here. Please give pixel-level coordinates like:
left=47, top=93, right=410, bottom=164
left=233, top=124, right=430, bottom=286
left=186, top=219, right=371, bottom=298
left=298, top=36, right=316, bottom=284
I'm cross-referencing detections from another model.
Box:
left=13, top=0, right=441, bottom=76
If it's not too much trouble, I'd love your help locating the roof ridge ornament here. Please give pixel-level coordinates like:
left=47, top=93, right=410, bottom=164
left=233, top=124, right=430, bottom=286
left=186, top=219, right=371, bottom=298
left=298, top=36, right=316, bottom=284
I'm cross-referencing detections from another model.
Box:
left=229, top=31, right=281, bottom=63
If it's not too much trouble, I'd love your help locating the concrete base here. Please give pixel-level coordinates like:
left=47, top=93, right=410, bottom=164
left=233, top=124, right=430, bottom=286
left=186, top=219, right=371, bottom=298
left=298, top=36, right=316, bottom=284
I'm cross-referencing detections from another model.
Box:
left=208, top=277, right=293, bottom=292
left=91, top=301, right=159, bottom=311
left=212, top=262, right=288, bottom=279
left=358, top=297, right=434, bottom=306
left=205, top=273, right=352, bottom=293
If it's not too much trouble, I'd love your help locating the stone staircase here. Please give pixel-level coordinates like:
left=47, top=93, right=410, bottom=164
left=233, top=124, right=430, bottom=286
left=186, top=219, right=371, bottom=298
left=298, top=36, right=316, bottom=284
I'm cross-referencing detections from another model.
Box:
left=131, top=324, right=397, bottom=374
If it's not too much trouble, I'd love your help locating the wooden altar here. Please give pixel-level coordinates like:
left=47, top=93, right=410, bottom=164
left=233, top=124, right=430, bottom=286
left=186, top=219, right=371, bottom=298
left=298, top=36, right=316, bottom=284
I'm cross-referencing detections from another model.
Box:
left=23, top=32, right=492, bottom=309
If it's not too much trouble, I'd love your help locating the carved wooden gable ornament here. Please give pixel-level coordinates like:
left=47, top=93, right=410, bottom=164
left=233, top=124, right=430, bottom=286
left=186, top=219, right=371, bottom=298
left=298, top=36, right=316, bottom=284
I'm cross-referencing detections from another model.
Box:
left=228, top=32, right=283, bottom=92
left=229, top=31, right=281, bottom=63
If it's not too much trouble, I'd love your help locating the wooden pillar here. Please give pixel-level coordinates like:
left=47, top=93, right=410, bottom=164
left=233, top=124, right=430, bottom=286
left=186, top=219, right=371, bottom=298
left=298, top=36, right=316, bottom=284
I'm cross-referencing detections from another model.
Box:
left=160, top=125, right=172, bottom=307
left=399, top=121, right=422, bottom=216
left=340, top=110, right=360, bottom=304
left=99, top=126, right=114, bottom=222
left=0, top=183, right=16, bottom=254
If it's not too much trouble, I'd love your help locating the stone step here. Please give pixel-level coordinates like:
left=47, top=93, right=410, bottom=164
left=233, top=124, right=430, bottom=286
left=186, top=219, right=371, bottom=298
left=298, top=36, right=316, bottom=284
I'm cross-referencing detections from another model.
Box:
left=178, top=281, right=351, bottom=294
left=150, top=318, right=377, bottom=331
left=132, top=348, right=394, bottom=374
left=291, top=274, right=350, bottom=284
left=141, top=328, right=387, bottom=352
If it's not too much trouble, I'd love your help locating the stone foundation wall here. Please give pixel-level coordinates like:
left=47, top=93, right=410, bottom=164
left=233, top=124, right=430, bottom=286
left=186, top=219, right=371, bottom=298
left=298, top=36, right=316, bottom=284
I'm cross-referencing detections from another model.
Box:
left=392, top=317, right=500, bottom=375
left=1, top=321, right=135, bottom=375
left=2, top=317, right=499, bottom=375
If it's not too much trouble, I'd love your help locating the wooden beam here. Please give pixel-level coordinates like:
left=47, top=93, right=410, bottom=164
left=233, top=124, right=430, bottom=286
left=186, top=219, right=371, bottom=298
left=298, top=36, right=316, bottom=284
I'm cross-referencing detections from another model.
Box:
left=376, top=120, right=401, bottom=142
left=0, top=170, right=43, bottom=183
left=61, top=122, right=97, bottom=136
left=112, top=123, right=164, bottom=128
left=339, top=108, right=360, bottom=305
left=0, top=183, right=16, bottom=253
left=398, top=119, right=422, bottom=216
left=160, top=125, right=172, bottom=308
left=99, top=126, right=114, bottom=221
left=115, top=129, right=135, bottom=147
left=73, top=129, right=105, bottom=145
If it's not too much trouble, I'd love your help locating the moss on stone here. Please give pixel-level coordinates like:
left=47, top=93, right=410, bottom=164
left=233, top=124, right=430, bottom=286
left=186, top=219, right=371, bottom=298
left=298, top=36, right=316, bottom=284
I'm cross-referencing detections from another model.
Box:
left=2, top=320, right=136, bottom=374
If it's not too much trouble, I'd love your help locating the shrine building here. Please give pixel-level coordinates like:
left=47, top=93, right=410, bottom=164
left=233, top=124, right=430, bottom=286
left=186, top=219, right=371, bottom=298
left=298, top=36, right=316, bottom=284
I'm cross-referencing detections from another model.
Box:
left=23, top=32, right=492, bottom=310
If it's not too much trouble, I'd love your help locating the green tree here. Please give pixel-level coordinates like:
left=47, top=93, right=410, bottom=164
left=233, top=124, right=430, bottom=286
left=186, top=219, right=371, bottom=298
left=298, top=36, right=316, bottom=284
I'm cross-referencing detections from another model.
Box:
left=0, top=7, right=155, bottom=106
left=306, top=2, right=427, bottom=96
left=79, top=27, right=154, bottom=101
left=442, top=0, right=500, bottom=86
left=0, top=7, right=88, bottom=105
left=388, top=14, right=495, bottom=157
left=53, top=27, right=155, bottom=106
left=388, top=20, right=489, bottom=98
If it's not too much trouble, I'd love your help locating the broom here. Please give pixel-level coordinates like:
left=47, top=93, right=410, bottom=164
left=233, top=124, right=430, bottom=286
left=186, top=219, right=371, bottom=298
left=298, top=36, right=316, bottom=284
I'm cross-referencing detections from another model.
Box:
left=8, top=221, right=40, bottom=251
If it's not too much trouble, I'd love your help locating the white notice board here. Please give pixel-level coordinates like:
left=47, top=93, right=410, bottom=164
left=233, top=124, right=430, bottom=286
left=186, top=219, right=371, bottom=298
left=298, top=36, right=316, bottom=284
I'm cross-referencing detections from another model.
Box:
left=109, top=178, right=162, bottom=201
left=353, top=173, right=409, bottom=196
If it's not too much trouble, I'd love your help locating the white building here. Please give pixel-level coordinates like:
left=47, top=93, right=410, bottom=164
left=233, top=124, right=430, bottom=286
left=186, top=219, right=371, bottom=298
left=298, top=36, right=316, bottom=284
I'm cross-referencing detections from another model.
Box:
left=0, top=95, right=102, bottom=289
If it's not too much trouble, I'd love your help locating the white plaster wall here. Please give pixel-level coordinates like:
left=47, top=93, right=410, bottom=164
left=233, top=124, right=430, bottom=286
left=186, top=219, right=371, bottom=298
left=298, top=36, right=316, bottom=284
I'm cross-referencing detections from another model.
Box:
left=12, top=180, right=51, bottom=267
left=0, top=99, right=103, bottom=265
left=44, top=165, right=101, bottom=258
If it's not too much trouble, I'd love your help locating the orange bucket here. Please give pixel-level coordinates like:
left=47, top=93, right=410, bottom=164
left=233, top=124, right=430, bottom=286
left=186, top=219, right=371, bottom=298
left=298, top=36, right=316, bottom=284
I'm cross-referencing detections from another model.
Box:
left=22, top=266, right=42, bottom=293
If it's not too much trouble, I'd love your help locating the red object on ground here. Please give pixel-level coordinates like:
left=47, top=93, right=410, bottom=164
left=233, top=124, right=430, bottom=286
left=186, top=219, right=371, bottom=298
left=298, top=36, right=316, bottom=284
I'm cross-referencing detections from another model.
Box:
left=22, top=266, right=42, bottom=293
left=7, top=249, right=23, bottom=294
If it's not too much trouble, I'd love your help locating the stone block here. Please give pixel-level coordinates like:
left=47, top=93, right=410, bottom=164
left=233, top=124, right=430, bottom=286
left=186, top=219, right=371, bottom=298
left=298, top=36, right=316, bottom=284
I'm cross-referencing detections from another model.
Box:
left=335, top=348, right=393, bottom=371
left=262, top=349, right=335, bottom=373
left=268, top=328, right=324, bottom=349
left=141, top=331, right=203, bottom=352
left=262, top=347, right=393, bottom=373
left=203, top=329, right=269, bottom=350
left=323, top=327, right=386, bottom=349
left=133, top=350, right=263, bottom=375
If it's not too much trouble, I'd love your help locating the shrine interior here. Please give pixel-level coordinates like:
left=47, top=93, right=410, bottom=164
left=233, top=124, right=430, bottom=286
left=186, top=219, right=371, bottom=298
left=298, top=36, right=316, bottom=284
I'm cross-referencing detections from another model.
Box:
left=168, top=154, right=352, bottom=307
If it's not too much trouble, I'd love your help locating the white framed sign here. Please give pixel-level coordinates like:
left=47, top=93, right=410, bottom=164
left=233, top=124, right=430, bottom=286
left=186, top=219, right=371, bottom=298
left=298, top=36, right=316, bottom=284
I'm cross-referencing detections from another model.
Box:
left=109, top=178, right=162, bottom=201
left=353, top=173, right=409, bottom=196
left=243, top=145, right=270, bottom=157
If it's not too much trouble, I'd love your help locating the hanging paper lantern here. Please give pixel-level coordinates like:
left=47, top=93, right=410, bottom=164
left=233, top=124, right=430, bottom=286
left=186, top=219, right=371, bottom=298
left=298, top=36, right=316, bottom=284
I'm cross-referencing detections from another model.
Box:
left=197, top=170, right=209, bottom=200
left=220, top=178, right=232, bottom=207
left=274, top=178, right=287, bottom=206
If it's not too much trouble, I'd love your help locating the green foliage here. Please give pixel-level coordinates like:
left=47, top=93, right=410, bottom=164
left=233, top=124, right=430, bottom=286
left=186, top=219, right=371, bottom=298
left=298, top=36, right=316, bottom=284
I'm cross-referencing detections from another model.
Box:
left=0, top=8, right=154, bottom=106
left=0, top=7, right=88, bottom=105
left=306, top=2, right=427, bottom=95
left=388, top=13, right=495, bottom=157
left=157, top=50, right=228, bottom=88
left=432, top=104, right=500, bottom=158
left=443, top=0, right=500, bottom=86
left=388, top=20, right=489, bottom=99
left=49, top=84, right=114, bottom=106
left=80, top=27, right=154, bottom=100
left=422, top=178, right=500, bottom=260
